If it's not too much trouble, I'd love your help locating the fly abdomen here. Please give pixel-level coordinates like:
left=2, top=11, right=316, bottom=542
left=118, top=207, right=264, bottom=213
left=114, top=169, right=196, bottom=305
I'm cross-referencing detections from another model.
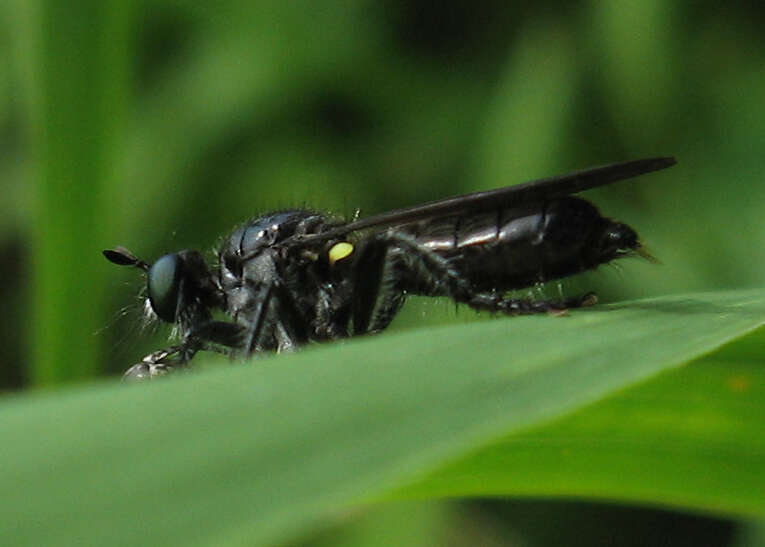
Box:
left=405, top=196, right=637, bottom=292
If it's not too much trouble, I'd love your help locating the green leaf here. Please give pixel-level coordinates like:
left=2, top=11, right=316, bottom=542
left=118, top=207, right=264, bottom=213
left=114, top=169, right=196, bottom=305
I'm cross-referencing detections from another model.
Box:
left=395, top=349, right=765, bottom=516
left=2, top=290, right=764, bottom=545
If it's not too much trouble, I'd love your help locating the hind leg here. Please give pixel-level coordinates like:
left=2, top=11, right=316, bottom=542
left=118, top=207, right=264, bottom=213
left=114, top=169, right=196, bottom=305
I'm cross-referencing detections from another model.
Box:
left=350, top=233, right=596, bottom=334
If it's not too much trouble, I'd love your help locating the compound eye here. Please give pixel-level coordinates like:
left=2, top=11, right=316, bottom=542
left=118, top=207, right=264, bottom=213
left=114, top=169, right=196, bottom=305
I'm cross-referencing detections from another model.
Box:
left=147, top=253, right=183, bottom=322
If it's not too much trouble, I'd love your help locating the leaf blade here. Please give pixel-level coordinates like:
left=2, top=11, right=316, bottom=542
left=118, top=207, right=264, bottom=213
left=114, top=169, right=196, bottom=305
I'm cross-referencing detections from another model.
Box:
left=2, top=290, right=765, bottom=545
left=395, top=355, right=765, bottom=516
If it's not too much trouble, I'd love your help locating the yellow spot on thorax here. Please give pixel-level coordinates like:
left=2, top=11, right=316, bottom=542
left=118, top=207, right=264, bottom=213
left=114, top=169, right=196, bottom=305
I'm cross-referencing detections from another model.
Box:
left=329, top=242, right=354, bottom=265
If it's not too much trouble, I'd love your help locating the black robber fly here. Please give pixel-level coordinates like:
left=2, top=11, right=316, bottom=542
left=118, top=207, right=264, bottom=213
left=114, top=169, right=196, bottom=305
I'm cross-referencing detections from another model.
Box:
left=104, top=156, right=675, bottom=380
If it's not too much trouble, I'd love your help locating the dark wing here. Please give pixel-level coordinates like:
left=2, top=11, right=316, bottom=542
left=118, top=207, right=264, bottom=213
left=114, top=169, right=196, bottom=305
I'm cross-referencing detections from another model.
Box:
left=291, top=156, right=676, bottom=245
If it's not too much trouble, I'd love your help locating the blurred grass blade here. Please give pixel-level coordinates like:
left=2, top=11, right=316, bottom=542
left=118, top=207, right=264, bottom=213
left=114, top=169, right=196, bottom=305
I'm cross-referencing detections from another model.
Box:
left=1, top=290, right=765, bottom=545
left=31, top=1, right=129, bottom=384
left=590, top=0, right=676, bottom=147
left=472, top=19, right=576, bottom=186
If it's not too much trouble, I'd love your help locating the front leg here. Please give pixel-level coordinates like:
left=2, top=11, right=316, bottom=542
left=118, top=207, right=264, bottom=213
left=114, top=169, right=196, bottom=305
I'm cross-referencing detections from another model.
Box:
left=122, top=345, right=196, bottom=381
left=123, top=320, right=246, bottom=381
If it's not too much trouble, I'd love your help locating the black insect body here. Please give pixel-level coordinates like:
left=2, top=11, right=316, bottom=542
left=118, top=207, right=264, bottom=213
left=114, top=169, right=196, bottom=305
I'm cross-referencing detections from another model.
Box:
left=105, top=157, right=675, bottom=379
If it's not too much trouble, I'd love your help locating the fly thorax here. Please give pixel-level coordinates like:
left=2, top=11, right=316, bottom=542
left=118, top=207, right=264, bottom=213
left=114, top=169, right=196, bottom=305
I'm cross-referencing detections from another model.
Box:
left=220, top=250, right=280, bottom=318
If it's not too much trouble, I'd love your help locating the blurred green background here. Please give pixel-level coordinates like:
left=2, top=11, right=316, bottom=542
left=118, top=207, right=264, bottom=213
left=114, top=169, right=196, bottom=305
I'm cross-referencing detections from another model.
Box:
left=1, top=1, right=763, bottom=545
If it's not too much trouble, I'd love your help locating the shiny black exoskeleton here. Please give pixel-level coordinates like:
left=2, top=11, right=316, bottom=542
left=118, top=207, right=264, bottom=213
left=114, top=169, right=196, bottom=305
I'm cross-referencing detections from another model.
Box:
left=104, top=157, right=675, bottom=379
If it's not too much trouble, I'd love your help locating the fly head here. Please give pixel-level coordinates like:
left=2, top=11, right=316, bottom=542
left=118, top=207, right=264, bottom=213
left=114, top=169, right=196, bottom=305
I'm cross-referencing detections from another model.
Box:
left=103, top=247, right=221, bottom=327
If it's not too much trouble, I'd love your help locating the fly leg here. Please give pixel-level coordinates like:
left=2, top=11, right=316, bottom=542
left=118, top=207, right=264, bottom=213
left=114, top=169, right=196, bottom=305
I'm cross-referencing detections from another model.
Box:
left=350, top=234, right=410, bottom=334
left=237, top=283, right=312, bottom=354
left=351, top=232, right=480, bottom=333
left=122, top=345, right=196, bottom=381
left=465, top=291, right=598, bottom=315
left=313, top=287, right=351, bottom=340
left=269, top=284, right=312, bottom=353
left=352, top=233, right=597, bottom=330
left=123, top=320, right=246, bottom=381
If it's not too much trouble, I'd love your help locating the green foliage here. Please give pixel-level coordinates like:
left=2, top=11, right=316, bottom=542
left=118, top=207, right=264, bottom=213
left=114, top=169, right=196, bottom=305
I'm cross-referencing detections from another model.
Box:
left=399, top=348, right=765, bottom=516
left=1, top=291, right=764, bottom=545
